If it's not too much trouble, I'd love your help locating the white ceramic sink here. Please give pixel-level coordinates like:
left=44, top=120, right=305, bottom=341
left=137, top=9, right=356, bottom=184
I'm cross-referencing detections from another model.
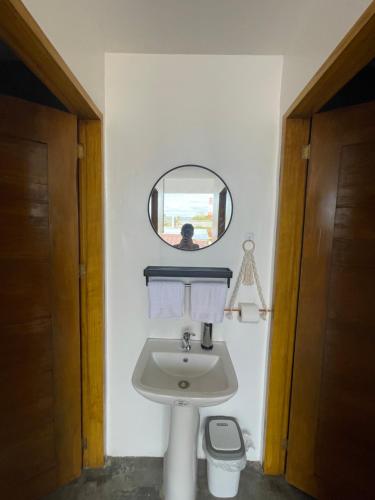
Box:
left=132, top=338, right=238, bottom=407
left=132, top=337, right=238, bottom=500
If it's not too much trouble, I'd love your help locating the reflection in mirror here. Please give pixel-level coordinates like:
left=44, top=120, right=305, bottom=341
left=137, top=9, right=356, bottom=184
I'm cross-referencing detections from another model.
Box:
left=148, top=165, right=233, bottom=251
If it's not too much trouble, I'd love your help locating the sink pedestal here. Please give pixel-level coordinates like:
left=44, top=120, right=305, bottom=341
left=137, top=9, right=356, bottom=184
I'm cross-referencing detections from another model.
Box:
left=163, top=404, right=199, bottom=500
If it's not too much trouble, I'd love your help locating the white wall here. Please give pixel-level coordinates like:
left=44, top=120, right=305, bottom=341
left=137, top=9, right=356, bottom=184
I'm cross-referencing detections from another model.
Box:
left=280, top=0, right=371, bottom=113
left=105, top=54, right=282, bottom=460
left=23, top=0, right=105, bottom=110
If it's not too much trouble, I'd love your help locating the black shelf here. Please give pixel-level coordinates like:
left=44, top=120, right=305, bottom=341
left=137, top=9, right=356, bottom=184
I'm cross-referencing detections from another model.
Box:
left=144, top=266, right=233, bottom=287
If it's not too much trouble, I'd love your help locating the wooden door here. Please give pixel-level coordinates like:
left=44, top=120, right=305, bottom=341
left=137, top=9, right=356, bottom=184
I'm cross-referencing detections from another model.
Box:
left=218, top=187, right=227, bottom=238
left=286, top=101, right=375, bottom=499
left=0, top=96, right=81, bottom=498
left=150, top=188, right=159, bottom=230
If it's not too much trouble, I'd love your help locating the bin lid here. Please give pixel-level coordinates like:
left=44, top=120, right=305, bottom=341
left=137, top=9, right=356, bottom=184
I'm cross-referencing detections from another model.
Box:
left=205, top=416, right=245, bottom=460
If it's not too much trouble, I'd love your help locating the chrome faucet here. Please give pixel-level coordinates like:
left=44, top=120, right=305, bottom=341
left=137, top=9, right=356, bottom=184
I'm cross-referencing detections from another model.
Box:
left=201, top=323, right=213, bottom=350
left=181, top=331, right=195, bottom=352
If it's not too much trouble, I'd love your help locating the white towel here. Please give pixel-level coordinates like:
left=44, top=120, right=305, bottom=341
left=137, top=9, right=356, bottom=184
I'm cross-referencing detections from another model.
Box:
left=190, top=281, right=227, bottom=324
left=148, top=281, right=185, bottom=319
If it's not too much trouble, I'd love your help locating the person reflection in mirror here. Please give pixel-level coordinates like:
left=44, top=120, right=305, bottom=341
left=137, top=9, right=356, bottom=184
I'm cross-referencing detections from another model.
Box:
left=173, top=223, right=200, bottom=250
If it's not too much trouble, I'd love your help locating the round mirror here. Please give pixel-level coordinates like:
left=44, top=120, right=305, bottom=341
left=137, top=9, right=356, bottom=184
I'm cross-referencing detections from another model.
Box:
left=148, top=165, right=233, bottom=251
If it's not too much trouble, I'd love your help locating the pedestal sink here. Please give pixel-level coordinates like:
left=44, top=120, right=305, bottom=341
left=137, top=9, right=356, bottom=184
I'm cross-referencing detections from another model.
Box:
left=132, top=338, right=238, bottom=500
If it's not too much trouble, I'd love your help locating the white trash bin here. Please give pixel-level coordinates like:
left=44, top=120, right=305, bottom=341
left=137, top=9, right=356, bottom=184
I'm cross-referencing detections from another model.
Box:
left=204, top=416, right=246, bottom=498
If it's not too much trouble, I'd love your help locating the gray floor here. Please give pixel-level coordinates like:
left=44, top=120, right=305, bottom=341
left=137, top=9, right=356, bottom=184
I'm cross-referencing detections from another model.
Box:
left=45, top=457, right=311, bottom=500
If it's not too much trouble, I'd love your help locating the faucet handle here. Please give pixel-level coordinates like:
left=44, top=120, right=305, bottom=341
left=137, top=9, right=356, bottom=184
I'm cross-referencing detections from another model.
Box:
left=182, top=331, right=196, bottom=351
left=183, top=331, right=195, bottom=340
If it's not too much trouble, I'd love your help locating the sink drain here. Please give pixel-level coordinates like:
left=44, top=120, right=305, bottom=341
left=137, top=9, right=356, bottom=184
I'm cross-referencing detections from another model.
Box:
left=178, top=380, right=190, bottom=389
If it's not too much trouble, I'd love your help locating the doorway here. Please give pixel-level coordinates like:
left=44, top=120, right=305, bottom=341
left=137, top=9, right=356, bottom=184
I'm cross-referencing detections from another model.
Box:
left=264, top=2, right=375, bottom=498
left=0, top=0, right=104, bottom=496
left=0, top=94, right=81, bottom=498
left=287, top=99, right=375, bottom=499
left=285, top=58, right=375, bottom=499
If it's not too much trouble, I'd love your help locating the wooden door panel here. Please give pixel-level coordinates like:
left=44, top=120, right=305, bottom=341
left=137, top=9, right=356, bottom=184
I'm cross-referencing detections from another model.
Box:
left=1, top=424, right=56, bottom=481
left=2, top=365, right=54, bottom=411
left=335, top=206, right=375, bottom=239
left=315, top=136, right=375, bottom=499
left=324, top=320, right=374, bottom=374
left=0, top=136, right=48, bottom=199
left=1, top=319, right=53, bottom=373
left=1, top=217, right=49, bottom=259
left=328, top=268, right=374, bottom=323
left=286, top=102, right=375, bottom=498
left=22, top=469, right=57, bottom=500
left=332, top=238, right=375, bottom=267
left=0, top=138, right=49, bottom=258
left=1, top=396, right=55, bottom=449
left=336, top=142, right=375, bottom=207
left=0, top=261, right=51, bottom=324
left=150, top=188, right=158, bottom=229
left=0, top=96, right=81, bottom=498
left=0, top=196, right=49, bottom=219
left=218, top=187, right=227, bottom=238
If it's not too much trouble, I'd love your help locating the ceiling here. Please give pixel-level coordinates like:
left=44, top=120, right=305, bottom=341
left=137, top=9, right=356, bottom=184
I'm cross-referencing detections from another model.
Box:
left=71, top=0, right=371, bottom=54
left=96, top=0, right=302, bottom=54
left=21, top=0, right=372, bottom=110
left=25, top=0, right=322, bottom=55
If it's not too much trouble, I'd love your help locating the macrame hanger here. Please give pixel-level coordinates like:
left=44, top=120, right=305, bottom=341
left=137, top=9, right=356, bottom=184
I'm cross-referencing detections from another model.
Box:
left=241, top=240, right=255, bottom=286
left=226, top=239, right=268, bottom=320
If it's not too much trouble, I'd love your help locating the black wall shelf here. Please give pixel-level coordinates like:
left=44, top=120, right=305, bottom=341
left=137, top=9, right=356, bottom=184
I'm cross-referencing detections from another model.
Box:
left=144, top=266, right=233, bottom=287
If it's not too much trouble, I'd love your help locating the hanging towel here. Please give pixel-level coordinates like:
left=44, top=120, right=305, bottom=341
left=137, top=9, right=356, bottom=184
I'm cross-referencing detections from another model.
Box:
left=190, top=282, right=227, bottom=324
left=148, top=281, right=185, bottom=319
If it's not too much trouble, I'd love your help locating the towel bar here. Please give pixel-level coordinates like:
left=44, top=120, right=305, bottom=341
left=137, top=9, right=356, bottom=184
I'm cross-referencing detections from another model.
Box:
left=144, top=266, right=233, bottom=288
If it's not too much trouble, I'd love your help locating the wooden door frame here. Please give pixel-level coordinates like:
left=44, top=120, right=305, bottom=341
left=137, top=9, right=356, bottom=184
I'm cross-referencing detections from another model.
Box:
left=0, top=0, right=104, bottom=467
left=264, top=1, right=375, bottom=474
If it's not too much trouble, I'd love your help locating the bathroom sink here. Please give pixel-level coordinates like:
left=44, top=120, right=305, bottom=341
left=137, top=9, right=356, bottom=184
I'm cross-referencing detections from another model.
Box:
left=133, top=338, right=238, bottom=500
left=132, top=338, right=238, bottom=407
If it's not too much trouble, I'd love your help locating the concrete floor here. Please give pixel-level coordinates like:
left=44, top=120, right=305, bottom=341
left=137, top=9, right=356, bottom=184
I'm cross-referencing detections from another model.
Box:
left=45, top=457, right=311, bottom=500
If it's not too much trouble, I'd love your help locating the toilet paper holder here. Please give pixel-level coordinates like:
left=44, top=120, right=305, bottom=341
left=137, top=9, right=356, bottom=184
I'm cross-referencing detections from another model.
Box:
left=224, top=306, right=272, bottom=314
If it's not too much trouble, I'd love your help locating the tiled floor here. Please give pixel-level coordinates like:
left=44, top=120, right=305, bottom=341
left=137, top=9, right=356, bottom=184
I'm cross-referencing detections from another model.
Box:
left=45, top=457, right=312, bottom=500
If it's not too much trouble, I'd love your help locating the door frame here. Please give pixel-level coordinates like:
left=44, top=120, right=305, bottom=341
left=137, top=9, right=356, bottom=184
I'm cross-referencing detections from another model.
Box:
left=0, top=0, right=104, bottom=467
left=264, top=1, right=375, bottom=474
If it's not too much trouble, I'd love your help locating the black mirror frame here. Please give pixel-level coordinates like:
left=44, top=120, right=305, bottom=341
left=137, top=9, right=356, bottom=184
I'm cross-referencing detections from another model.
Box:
left=147, top=164, right=234, bottom=252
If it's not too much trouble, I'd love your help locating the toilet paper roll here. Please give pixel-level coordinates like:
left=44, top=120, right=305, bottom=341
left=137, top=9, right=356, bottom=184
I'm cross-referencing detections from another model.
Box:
left=238, top=302, right=260, bottom=323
